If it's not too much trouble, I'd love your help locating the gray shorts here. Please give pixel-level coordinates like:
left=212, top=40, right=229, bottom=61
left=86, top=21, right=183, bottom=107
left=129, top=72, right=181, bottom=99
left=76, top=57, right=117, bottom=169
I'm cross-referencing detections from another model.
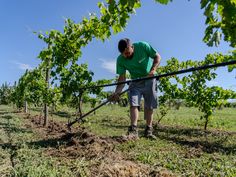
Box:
left=128, top=78, right=157, bottom=109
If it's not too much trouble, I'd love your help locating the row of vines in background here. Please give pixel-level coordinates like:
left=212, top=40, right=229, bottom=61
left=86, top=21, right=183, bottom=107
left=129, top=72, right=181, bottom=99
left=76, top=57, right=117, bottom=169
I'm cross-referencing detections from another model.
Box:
left=4, top=0, right=236, bottom=129
left=158, top=51, right=236, bottom=129
left=7, top=52, right=236, bottom=130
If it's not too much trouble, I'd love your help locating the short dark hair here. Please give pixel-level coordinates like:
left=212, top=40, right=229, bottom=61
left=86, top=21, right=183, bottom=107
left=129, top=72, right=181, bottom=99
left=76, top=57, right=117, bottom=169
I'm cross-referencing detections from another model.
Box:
left=118, top=38, right=131, bottom=53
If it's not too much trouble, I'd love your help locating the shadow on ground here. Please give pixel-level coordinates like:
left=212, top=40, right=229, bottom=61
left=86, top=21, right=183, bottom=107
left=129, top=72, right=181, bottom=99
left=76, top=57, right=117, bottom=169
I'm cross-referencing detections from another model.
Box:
left=154, top=124, right=236, bottom=155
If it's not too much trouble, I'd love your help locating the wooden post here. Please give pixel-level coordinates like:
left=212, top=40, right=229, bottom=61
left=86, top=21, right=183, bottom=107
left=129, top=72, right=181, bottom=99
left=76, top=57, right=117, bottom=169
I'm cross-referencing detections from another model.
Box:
left=43, top=45, right=51, bottom=127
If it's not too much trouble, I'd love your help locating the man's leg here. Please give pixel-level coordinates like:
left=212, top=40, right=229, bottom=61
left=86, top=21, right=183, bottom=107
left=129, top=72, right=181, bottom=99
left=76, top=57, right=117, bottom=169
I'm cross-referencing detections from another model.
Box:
left=127, top=82, right=142, bottom=139
left=143, top=78, right=157, bottom=139
left=144, top=108, right=153, bottom=127
left=130, top=106, right=139, bottom=126
left=126, top=106, right=139, bottom=138
left=144, top=108, right=156, bottom=139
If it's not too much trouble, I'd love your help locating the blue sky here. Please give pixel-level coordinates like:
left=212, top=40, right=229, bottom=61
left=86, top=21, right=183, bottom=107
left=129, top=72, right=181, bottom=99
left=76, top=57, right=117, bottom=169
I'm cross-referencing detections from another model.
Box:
left=0, top=0, right=235, bottom=90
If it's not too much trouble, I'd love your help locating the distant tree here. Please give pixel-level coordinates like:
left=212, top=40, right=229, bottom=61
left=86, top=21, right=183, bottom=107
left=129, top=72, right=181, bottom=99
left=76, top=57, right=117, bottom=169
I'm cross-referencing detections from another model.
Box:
left=0, top=82, right=13, bottom=105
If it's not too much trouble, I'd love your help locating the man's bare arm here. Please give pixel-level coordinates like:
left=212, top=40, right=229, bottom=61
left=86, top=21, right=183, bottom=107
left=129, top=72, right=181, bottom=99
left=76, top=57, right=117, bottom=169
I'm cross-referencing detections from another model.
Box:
left=149, top=53, right=161, bottom=76
left=109, top=74, right=126, bottom=101
left=115, top=74, right=126, bottom=94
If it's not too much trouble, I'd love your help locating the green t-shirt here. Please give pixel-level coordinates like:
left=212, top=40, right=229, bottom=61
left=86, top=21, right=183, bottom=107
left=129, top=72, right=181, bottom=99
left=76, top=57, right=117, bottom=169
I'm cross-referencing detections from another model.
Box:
left=116, top=41, right=157, bottom=79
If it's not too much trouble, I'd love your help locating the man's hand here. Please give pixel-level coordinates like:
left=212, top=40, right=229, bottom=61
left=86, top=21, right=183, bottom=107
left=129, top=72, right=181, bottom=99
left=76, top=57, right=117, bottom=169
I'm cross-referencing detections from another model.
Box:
left=148, top=69, right=156, bottom=77
left=109, top=92, right=121, bottom=102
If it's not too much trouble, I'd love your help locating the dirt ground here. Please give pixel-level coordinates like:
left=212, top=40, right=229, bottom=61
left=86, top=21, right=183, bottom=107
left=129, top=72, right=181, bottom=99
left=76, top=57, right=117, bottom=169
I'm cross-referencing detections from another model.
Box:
left=24, top=114, right=174, bottom=177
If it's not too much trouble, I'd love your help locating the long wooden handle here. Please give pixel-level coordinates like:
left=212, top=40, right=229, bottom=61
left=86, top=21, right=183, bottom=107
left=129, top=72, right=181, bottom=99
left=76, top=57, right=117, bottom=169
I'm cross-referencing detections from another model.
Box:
left=67, top=88, right=129, bottom=127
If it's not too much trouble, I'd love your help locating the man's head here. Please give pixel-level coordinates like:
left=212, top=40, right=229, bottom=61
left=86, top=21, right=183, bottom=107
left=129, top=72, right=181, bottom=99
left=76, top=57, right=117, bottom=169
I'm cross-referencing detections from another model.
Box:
left=118, top=38, right=134, bottom=59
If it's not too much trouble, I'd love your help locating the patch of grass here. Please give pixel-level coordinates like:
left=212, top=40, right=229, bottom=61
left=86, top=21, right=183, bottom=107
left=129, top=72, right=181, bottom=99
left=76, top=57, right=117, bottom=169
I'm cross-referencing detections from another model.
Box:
left=82, top=104, right=131, bottom=136
left=0, top=147, right=12, bottom=176
left=116, top=136, right=236, bottom=176
left=0, top=105, right=90, bottom=177
left=12, top=147, right=89, bottom=177
left=80, top=105, right=236, bottom=176
left=2, top=104, right=236, bottom=176
left=157, top=107, right=236, bottom=131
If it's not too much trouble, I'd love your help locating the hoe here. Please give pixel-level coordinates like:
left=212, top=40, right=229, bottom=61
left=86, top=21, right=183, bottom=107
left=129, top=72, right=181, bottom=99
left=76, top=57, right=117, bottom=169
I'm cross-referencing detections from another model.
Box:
left=67, top=88, right=130, bottom=131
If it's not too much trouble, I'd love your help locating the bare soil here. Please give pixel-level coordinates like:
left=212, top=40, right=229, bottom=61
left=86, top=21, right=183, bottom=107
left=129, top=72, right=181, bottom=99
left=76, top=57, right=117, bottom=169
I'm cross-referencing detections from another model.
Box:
left=22, top=114, right=175, bottom=177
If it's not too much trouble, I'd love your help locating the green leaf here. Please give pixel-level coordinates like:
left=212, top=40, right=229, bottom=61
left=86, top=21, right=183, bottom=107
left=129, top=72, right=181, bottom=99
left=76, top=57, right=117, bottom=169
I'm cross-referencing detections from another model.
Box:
left=200, top=0, right=209, bottom=9
left=155, top=0, right=172, bottom=5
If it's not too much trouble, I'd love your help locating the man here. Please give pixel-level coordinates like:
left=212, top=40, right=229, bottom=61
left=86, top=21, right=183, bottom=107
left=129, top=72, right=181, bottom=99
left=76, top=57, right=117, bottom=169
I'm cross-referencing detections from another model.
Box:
left=112, top=38, right=161, bottom=139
